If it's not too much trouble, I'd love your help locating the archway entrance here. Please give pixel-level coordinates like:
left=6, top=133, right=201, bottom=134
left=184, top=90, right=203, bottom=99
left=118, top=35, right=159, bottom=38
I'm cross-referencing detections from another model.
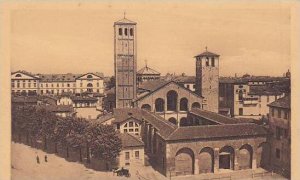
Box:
left=219, top=146, right=234, bottom=170
left=175, top=148, right=194, bottom=175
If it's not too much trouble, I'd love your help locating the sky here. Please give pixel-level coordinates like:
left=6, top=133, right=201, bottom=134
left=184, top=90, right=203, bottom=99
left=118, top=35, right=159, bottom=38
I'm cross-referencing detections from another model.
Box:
left=10, top=1, right=291, bottom=77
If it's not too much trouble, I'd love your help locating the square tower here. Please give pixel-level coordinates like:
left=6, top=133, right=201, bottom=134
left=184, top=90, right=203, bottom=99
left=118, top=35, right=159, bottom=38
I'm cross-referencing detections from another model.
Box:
left=114, top=17, right=137, bottom=108
left=195, top=49, right=219, bottom=113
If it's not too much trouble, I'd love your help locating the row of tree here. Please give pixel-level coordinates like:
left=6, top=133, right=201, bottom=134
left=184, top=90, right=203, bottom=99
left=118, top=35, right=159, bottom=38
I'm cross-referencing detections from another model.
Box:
left=11, top=105, right=122, bottom=166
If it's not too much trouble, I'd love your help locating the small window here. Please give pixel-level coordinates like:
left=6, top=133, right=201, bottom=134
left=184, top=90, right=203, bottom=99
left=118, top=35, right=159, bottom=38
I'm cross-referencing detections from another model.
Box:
left=276, top=149, right=280, bottom=159
left=129, top=129, right=133, bottom=132
left=239, top=108, right=243, bottom=115
left=135, top=128, right=139, bottom=132
left=284, top=111, right=288, bottom=119
left=278, top=109, right=281, bottom=118
left=211, top=57, right=215, bottom=67
left=125, top=152, right=130, bottom=160
left=135, top=151, right=139, bottom=159
left=130, top=28, right=133, bottom=36
left=205, top=58, right=209, bottom=66
left=15, top=74, right=22, bottom=77
left=119, top=28, right=122, bottom=35
left=124, top=129, right=128, bottom=133
left=271, top=108, right=275, bottom=117
left=124, top=28, right=128, bottom=36
left=117, top=124, right=120, bottom=129
left=129, top=122, right=133, bottom=127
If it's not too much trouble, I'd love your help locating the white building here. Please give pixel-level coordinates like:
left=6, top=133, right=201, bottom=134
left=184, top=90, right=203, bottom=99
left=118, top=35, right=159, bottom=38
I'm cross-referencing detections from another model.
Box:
left=11, top=71, right=104, bottom=96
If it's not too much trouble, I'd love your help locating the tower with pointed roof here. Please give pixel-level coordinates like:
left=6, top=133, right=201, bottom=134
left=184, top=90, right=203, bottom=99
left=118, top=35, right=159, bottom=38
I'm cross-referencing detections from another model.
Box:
left=114, top=15, right=137, bottom=108
left=194, top=47, right=220, bottom=113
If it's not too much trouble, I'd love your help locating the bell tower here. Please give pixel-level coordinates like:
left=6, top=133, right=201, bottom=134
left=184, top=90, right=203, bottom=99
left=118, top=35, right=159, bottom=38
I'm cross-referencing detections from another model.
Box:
left=114, top=15, right=137, bottom=108
left=195, top=47, right=219, bottom=113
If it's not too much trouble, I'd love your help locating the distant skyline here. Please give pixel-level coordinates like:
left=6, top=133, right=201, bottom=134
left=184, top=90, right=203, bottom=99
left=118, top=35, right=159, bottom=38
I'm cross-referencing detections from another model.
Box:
left=10, top=2, right=291, bottom=77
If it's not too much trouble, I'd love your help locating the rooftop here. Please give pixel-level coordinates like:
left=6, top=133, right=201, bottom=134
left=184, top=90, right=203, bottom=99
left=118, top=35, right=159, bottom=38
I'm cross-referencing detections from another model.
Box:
left=248, top=86, right=283, bottom=96
left=37, top=105, right=73, bottom=113
left=118, top=133, right=144, bottom=148
left=12, top=96, right=38, bottom=103
left=268, top=95, right=290, bottom=109
left=114, top=18, right=136, bottom=25
left=190, top=108, right=247, bottom=125
left=195, top=50, right=220, bottom=58
left=137, top=65, right=160, bottom=75
left=167, top=123, right=267, bottom=141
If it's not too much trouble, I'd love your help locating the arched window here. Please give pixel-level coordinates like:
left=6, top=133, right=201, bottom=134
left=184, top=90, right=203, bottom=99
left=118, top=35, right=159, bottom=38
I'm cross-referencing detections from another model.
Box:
left=124, top=28, right=128, bottom=36
left=180, top=98, right=188, bottom=111
left=87, top=83, right=93, bottom=92
left=192, top=102, right=201, bottom=109
left=168, top=117, right=177, bottom=125
left=238, top=90, right=243, bottom=101
left=119, top=28, right=122, bottom=35
left=141, top=104, right=151, bottom=111
left=155, top=98, right=165, bottom=112
left=87, top=75, right=93, bottom=78
left=130, top=28, right=134, bottom=36
left=167, top=90, right=178, bottom=111
left=15, top=74, right=22, bottom=77
left=180, top=117, right=190, bottom=126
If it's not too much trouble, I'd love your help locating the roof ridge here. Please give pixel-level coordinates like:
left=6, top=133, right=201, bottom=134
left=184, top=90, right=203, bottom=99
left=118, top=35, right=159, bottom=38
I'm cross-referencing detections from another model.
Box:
left=142, top=110, right=177, bottom=129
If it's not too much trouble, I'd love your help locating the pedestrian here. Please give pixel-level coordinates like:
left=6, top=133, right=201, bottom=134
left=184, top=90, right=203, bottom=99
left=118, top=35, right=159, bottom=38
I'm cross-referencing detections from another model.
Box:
left=44, top=155, right=48, bottom=162
left=36, top=155, right=40, bottom=164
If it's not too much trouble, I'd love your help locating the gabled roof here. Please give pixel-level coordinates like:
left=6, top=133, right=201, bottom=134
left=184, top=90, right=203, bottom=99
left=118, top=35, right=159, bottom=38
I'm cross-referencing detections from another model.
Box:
left=138, top=80, right=169, bottom=92
left=118, top=133, right=144, bottom=148
left=195, top=51, right=220, bottom=58
left=134, top=80, right=203, bottom=102
left=75, top=72, right=104, bottom=79
left=39, top=73, right=80, bottom=82
left=166, top=123, right=267, bottom=141
left=11, top=70, right=40, bottom=79
left=112, top=108, right=144, bottom=123
left=114, top=18, right=136, bottom=25
left=268, top=95, right=290, bottom=109
left=190, top=108, right=245, bottom=125
left=137, top=66, right=160, bottom=75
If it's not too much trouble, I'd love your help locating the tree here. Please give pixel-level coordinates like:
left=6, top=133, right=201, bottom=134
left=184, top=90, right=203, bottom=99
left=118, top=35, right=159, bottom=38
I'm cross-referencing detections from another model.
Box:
left=106, top=76, right=115, bottom=89
left=89, top=124, right=122, bottom=168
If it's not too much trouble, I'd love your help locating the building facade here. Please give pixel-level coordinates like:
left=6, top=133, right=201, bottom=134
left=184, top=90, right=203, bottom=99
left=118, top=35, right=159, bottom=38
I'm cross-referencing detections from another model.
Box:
left=268, top=95, right=290, bottom=177
left=195, top=50, right=220, bottom=113
left=11, top=71, right=104, bottom=96
left=114, top=17, right=137, bottom=108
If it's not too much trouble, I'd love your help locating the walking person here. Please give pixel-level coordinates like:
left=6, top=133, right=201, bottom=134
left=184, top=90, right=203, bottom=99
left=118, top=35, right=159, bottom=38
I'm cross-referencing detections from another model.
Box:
left=44, top=155, right=48, bottom=162
left=36, top=155, right=40, bottom=164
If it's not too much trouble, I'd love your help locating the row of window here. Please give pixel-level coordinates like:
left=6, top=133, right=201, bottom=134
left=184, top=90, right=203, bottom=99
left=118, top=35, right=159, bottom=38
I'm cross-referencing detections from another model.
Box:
left=125, top=151, right=139, bottom=160
left=12, top=83, right=37, bottom=88
left=12, top=80, right=37, bottom=83
left=271, top=108, right=289, bottom=119
left=40, top=89, right=101, bottom=94
left=119, top=28, right=134, bottom=36
left=205, top=57, right=216, bottom=67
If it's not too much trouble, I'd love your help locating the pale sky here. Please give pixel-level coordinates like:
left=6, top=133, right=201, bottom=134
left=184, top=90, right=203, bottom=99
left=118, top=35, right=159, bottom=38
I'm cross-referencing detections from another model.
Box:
left=10, top=2, right=291, bottom=77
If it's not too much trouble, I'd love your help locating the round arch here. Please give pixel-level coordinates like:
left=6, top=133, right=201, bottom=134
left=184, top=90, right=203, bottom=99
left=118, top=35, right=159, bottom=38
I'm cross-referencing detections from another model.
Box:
left=180, top=98, right=188, bottom=111
left=168, top=117, right=177, bottom=125
left=192, top=102, right=201, bottom=109
left=219, top=146, right=235, bottom=170
left=141, top=104, right=151, bottom=111
left=155, top=98, right=165, bottom=112
left=179, top=117, right=189, bottom=127
left=167, top=90, right=178, bottom=111
left=175, top=148, right=195, bottom=175
left=239, top=144, right=253, bottom=169
left=199, top=147, right=214, bottom=173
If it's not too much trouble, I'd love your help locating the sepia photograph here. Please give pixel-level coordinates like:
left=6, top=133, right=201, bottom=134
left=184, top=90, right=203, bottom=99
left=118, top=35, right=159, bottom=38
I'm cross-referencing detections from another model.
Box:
left=0, top=0, right=299, bottom=179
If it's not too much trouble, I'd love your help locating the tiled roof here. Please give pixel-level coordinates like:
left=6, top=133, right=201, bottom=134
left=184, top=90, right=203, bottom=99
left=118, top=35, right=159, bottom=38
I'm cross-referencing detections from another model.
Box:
left=96, top=113, right=114, bottom=124
left=37, top=105, right=73, bottom=112
left=190, top=108, right=245, bottom=124
left=114, top=18, right=136, bottom=25
left=118, top=133, right=144, bottom=148
left=39, top=73, right=80, bottom=82
left=12, top=96, right=38, bottom=103
left=112, top=108, right=144, bottom=123
left=195, top=51, right=220, bottom=57
left=138, top=80, right=170, bottom=92
left=137, top=66, right=160, bottom=75
left=248, top=86, right=283, bottom=96
left=268, top=95, right=290, bottom=109
left=167, top=123, right=267, bottom=141
left=173, top=76, right=195, bottom=83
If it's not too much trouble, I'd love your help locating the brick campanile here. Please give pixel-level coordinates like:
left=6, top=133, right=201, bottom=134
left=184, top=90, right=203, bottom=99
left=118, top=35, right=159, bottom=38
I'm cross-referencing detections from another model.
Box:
left=195, top=48, right=219, bottom=113
left=114, top=16, right=137, bottom=108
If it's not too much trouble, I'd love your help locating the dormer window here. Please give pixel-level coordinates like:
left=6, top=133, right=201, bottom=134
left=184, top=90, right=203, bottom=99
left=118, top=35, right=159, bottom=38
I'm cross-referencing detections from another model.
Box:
left=119, top=28, right=122, bottom=35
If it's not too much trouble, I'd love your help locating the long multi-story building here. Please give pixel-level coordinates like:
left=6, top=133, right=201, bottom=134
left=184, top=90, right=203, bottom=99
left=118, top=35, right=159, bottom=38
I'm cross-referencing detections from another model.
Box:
left=11, top=71, right=104, bottom=95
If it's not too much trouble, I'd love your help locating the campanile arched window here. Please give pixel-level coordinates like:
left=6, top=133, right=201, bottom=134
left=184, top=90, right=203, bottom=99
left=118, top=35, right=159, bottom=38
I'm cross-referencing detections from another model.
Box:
left=119, top=28, right=122, bottom=35
left=130, top=28, right=134, bottom=36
